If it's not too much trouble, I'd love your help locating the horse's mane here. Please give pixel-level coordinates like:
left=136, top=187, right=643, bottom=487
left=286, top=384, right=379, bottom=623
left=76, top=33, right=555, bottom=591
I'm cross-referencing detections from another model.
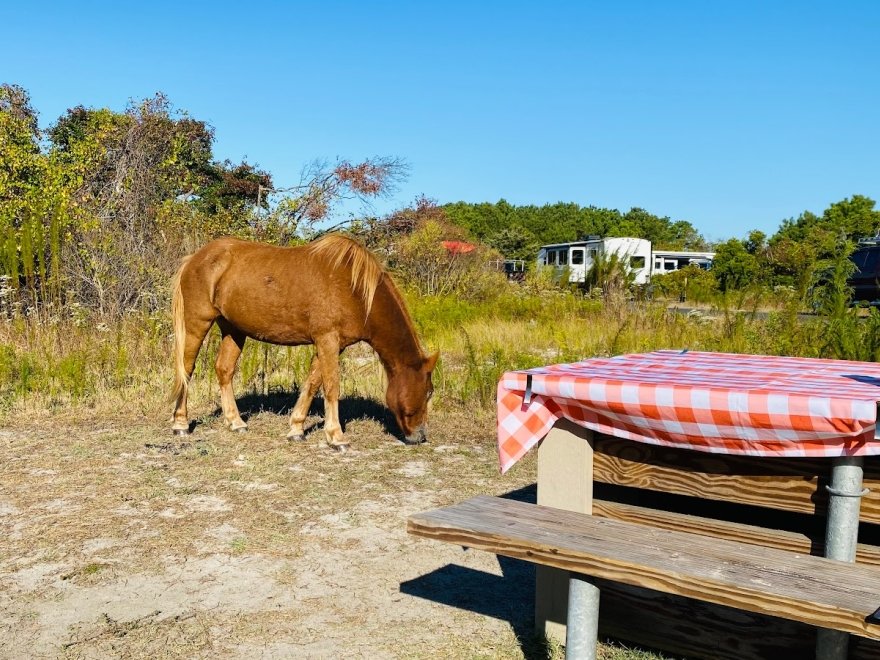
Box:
left=307, top=234, right=384, bottom=316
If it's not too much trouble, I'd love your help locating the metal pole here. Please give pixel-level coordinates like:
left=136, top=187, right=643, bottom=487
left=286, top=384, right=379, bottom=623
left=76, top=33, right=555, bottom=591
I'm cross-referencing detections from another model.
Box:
left=816, top=455, right=866, bottom=660
left=566, top=573, right=600, bottom=660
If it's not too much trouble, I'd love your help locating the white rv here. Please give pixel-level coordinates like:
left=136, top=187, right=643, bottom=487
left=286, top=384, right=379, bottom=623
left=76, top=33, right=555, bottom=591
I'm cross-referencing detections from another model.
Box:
left=537, top=237, right=652, bottom=285
left=652, top=249, right=715, bottom=274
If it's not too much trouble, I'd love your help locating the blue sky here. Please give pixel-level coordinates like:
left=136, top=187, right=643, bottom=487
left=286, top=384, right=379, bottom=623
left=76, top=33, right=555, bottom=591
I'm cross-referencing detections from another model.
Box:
left=4, top=1, right=878, bottom=240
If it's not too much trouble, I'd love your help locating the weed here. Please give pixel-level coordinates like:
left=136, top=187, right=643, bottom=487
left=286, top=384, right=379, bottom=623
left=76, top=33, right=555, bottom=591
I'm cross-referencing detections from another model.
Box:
left=0, top=287, right=873, bottom=423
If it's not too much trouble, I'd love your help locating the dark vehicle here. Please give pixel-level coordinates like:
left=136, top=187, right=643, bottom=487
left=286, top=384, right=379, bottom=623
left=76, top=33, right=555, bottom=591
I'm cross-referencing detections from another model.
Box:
left=849, top=243, right=880, bottom=303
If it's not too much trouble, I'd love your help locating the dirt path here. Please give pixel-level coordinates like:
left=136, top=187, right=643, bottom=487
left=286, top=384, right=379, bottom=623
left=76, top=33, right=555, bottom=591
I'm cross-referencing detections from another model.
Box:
left=0, top=407, right=546, bottom=659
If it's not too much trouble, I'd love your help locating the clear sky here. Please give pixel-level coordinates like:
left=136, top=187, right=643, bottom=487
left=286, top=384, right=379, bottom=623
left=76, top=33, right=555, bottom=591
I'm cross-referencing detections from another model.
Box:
left=4, top=1, right=878, bottom=240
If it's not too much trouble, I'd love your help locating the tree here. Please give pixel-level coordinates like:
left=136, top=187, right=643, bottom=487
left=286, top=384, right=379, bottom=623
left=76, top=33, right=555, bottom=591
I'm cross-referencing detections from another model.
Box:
left=765, top=236, right=818, bottom=295
left=822, top=195, right=880, bottom=239
left=0, top=83, right=55, bottom=295
left=441, top=200, right=708, bottom=256
left=773, top=196, right=880, bottom=248
left=485, top=225, right=539, bottom=260
left=197, top=161, right=272, bottom=214
left=744, top=229, right=766, bottom=255
left=766, top=197, right=880, bottom=295
left=262, top=157, right=408, bottom=243
left=354, top=195, right=448, bottom=261
left=711, top=239, right=761, bottom=291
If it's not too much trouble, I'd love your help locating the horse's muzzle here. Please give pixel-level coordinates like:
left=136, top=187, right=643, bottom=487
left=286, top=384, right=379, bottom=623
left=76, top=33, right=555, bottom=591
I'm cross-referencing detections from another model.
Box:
left=404, top=427, right=427, bottom=445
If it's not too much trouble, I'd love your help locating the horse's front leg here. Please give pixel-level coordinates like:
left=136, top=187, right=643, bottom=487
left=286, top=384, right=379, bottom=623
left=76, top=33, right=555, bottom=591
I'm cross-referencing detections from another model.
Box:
left=216, top=326, right=248, bottom=432
left=287, top=353, right=322, bottom=442
left=315, top=335, right=347, bottom=450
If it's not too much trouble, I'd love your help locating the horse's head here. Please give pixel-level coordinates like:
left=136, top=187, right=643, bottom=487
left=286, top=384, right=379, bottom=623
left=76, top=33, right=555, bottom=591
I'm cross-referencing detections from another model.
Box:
left=386, top=351, right=439, bottom=444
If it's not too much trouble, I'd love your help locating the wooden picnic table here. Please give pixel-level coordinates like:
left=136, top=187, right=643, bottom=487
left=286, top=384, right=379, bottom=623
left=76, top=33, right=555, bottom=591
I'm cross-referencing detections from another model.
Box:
left=497, top=351, right=880, bottom=659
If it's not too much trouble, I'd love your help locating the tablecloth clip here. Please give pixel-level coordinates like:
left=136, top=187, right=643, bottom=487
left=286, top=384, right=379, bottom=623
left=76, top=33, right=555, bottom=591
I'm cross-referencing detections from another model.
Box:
left=679, top=348, right=688, bottom=354
left=867, top=606, right=880, bottom=625
left=825, top=485, right=871, bottom=497
left=523, top=374, right=533, bottom=406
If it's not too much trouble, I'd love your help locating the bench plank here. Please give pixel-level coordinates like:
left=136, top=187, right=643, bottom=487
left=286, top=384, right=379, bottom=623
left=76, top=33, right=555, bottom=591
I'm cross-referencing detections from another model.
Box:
left=407, top=495, right=880, bottom=640
left=592, top=499, right=880, bottom=566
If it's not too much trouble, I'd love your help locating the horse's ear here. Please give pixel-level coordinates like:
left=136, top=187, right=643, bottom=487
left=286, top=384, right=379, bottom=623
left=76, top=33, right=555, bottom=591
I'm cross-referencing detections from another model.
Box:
left=424, top=351, right=439, bottom=372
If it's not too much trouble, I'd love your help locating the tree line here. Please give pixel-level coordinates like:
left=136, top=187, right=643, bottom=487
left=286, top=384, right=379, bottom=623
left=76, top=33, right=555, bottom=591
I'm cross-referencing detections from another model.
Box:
left=3, top=82, right=879, bottom=317
left=0, top=84, right=403, bottom=316
left=441, top=195, right=880, bottom=297
left=442, top=200, right=708, bottom=259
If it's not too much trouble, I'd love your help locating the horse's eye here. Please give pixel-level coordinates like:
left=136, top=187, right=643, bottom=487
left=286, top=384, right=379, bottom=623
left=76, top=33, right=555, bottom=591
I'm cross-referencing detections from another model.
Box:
left=427, top=389, right=434, bottom=402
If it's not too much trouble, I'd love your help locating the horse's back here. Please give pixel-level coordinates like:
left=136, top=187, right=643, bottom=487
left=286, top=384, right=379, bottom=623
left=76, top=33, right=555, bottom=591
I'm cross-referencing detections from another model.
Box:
left=180, top=238, right=370, bottom=344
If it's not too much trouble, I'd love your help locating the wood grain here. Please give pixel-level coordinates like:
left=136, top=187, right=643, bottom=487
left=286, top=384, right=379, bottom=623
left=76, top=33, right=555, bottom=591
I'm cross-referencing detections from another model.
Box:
left=408, top=496, right=880, bottom=640
left=591, top=498, right=880, bottom=566
left=592, top=435, right=880, bottom=523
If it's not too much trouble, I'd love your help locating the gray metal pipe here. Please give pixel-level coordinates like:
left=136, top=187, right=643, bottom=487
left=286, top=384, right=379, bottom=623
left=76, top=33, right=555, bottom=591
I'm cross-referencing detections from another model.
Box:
left=816, top=455, right=866, bottom=660
left=566, top=573, right=600, bottom=660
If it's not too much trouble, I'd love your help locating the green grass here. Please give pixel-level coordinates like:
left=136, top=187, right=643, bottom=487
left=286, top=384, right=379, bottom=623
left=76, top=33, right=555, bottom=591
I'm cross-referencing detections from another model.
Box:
left=0, top=287, right=861, bottom=420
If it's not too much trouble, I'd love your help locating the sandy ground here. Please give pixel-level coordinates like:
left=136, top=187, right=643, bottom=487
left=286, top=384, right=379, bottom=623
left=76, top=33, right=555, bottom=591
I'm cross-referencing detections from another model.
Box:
left=0, top=399, right=548, bottom=659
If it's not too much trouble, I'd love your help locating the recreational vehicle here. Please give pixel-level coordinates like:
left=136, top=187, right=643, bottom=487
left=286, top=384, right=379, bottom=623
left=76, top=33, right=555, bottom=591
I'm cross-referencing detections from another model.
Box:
left=652, top=249, right=715, bottom=274
left=537, top=238, right=715, bottom=287
left=537, top=237, right=652, bottom=285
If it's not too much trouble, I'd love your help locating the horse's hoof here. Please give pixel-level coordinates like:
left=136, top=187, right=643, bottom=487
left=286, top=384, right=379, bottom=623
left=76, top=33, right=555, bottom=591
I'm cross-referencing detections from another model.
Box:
left=173, top=429, right=189, bottom=437
left=232, top=426, right=248, bottom=434
left=330, top=442, right=351, bottom=453
left=287, top=433, right=305, bottom=443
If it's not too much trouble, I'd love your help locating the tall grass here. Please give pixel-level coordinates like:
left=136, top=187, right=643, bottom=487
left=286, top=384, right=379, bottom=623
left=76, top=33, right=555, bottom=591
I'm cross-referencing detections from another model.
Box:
left=0, top=285, right=875, bottom=422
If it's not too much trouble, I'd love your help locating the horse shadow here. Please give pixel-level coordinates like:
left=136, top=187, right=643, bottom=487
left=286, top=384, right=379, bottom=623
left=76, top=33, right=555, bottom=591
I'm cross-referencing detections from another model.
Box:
left=399, top=484, right=555, bottom=659
left=207, top=388, right=406, bottom=441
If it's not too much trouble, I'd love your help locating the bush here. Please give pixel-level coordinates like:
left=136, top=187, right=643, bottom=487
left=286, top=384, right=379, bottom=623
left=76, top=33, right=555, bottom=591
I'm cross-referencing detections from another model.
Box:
left=392, top=219, right=507, bottom=300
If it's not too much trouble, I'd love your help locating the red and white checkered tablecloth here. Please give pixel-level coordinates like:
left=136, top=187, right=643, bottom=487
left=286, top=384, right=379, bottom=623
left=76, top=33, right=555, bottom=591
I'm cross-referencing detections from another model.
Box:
left=497, top=351, right=880, bottom=473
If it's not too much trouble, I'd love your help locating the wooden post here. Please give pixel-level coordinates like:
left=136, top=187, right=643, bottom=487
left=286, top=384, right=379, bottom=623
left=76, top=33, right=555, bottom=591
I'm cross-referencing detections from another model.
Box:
left=535, top=418, right=594, bottom=644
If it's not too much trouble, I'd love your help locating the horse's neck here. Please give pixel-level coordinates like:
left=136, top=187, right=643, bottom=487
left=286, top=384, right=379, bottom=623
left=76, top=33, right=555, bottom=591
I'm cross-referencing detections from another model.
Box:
left=367, top=280, right=422, bottom=373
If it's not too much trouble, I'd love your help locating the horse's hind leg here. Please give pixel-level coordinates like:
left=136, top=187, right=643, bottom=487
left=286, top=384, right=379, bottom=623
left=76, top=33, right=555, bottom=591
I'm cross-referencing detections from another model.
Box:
left=216, top=322, right=248, bottom=432
left=172, top=317, right=215, bottom=434
left=287, top=353, right=323, bottom=442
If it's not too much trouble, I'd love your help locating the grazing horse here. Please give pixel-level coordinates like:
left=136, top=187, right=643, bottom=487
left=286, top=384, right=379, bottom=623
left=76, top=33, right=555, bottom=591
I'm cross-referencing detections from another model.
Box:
left=170, top=235, right=438, bottom=449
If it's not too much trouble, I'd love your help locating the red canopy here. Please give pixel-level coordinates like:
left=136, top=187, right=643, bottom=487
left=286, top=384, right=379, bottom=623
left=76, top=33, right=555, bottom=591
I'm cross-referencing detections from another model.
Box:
left=442, top=240, right=476, bottom=254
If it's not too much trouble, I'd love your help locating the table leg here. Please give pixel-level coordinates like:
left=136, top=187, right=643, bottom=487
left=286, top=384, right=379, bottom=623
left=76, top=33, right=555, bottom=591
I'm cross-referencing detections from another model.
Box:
left=566, top=573, right=600, bottom=660
left=535, top=418, right=594, bottom=645
left=816, top=455, right=865, bottom=660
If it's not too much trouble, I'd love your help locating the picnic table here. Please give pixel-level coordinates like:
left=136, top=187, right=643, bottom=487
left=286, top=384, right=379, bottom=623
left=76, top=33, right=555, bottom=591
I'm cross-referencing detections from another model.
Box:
left=496, top=350, right=880, bottom=659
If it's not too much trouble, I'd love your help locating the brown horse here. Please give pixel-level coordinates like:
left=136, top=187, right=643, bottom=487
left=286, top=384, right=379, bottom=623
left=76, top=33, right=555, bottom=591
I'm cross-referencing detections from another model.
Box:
left=170, top=234, right=438, bottom=449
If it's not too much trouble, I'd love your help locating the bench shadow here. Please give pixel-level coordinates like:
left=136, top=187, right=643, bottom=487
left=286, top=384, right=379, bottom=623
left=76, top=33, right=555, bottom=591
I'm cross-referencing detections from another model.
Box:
left=400, top=484, right=554, bottom=659
left=204, top=388, right=406, bottom=441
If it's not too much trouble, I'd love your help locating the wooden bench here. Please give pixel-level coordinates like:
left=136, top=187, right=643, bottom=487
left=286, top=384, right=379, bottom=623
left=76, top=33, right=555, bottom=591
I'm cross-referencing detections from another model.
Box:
left=407, top=495, right=880, bottom=660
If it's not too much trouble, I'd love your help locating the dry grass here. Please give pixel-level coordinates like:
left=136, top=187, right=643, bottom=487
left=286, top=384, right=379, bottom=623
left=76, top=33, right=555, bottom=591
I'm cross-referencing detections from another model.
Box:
left=0, top=294, right=726, bottom=658
left=0, top=392, right=678, bottom=659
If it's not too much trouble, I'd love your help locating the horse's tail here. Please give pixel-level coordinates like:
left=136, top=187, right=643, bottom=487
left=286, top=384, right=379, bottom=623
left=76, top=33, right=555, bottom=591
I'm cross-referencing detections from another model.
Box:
left=170, top=255, right=193, bottom=404
left=307, top=234, right=383, bottom=316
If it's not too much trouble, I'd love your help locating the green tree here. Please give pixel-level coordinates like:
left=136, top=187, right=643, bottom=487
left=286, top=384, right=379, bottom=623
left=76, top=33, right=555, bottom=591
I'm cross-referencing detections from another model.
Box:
left=485, top=225, right=539, bottom=260
left=442, top=200, right=707, bottom=256
left=822, top=195, right=880, bottom=239
left=773, top=196, right=880, bottom=249
left=0, top=83, right=60, bottom=297
left=744, top=229, right=766, bottom=255
left=766, top=196, right=880, bottom=296
left=711, top=239, right=761, bottom=291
